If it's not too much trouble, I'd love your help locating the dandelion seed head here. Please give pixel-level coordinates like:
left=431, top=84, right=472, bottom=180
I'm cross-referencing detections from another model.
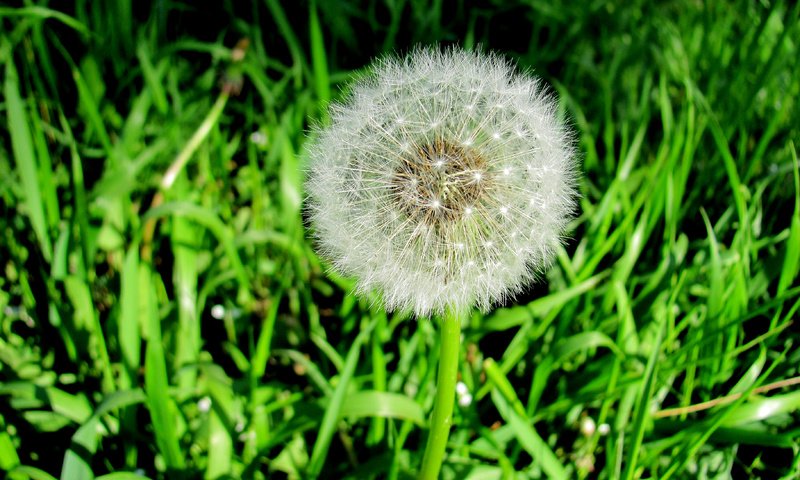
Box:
left=306, top=47, right=578, bottom=317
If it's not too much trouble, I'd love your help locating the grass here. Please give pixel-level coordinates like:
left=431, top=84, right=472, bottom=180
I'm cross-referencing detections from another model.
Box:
left=1, top=0, right=799, bottom=478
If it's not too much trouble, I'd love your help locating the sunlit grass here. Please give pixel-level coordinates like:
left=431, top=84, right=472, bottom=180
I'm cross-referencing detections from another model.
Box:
left=1, top=1, right=799, bottom=479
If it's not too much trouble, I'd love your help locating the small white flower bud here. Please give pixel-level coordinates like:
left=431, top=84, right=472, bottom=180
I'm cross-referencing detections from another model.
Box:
left=210, top=304, right=225, bottom=319
left=580, top=416, right=596, bottom=437
left=455, top=381, right=469, bottom=396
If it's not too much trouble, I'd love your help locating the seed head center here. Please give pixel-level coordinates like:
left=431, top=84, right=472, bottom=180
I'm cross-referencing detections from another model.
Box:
left=391, top=138, right=488, bottom=227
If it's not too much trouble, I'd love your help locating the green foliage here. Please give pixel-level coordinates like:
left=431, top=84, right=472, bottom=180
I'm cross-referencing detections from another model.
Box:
left=1, top=1, right=798, bottom=478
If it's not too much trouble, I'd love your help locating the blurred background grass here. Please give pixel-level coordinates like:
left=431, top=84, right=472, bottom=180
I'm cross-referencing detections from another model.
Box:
left=1, top=1, right=799, bottom=479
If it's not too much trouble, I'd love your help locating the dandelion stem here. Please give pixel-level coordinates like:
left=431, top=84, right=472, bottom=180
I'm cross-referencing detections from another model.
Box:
left=418, top=309, right=462, bottom=480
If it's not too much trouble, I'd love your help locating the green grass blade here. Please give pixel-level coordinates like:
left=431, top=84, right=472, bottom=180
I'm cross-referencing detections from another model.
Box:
left=622, top=317, right=664, bottom=480
left=489, top=389, right=567, bottom=478
left=141, top=264, right=184, bottom=470
left=136, top=42, right=169, bottom=115
left=60, top=390, right=146, bottom=480
left=4, top=49, right=52, bottom=261
left=171, top=204, right=201, bottom=390
left=9, top=465, right=58, bottom=480
left=0, top=429, right=20, bottom=471
left=0, top=6, right=90, bottom=35
left=339, top=390, right=425, bottom=426
left=263, top=0, right=307, bottom=85
left=778, top=142, right=800, bottom=296
left=28, top=101, right=61, bottom=233
left=485, top=359, right=568, bottom=478
left=307, top=320, right=374, bottom=477
left=251, top=291, right=282, bottom=381
left=118, top=246, right=141, bottom=390
left=141, top=201, right=252, bottom=306
left=309, top=1, right=330, bottom=106
left=95, top=474, right=153, bottom=480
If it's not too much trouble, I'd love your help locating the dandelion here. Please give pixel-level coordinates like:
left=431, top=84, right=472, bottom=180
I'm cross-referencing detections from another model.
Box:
left=305, top=46, right=578, bottom=479
left=306, top=47, right=577, bottom=318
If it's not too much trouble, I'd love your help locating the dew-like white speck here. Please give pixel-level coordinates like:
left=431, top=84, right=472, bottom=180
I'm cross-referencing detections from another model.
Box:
left=198, top=396, right=212, bottom=413
left=211, top=304, right=225, bottom=319
left=456, top=381, right=469, bottom=396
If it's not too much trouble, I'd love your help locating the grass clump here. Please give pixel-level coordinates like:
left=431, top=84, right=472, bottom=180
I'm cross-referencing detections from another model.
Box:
left=1, top=1, right=799, bottom=479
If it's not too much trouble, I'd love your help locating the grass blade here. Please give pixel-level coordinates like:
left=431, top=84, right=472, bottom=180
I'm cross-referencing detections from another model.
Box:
left=141, top=264, right=184, bottom=471
left=4, top=48, right=52, bottom=261
left=307, top=319, right=374, bottom=477
left=485, top=359, right=568, bottom=479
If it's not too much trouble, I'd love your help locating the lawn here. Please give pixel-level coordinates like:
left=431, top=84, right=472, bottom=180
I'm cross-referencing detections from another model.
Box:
left=1, top=1, right=799, bottom=479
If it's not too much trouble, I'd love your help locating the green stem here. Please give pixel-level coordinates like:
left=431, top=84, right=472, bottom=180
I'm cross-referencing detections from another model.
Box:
left=418, top=309, right=462, bottom=480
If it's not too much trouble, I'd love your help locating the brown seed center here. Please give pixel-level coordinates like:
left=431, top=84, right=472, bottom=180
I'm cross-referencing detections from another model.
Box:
left=390, top=138, right=488, bottom=227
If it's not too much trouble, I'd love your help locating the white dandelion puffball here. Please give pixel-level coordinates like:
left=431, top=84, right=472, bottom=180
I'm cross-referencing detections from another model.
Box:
left=305, top=47, right=578, bottom=317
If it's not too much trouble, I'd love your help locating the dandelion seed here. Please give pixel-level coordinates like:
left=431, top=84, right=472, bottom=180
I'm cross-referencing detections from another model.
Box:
left=305, top=47, right=578, bottom=317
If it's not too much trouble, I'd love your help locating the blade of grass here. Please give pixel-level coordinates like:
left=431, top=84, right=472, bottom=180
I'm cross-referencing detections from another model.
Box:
left=141, top=264, right=184, bottom=470
left=60, top=389, right=146, bottom=480
left=309, top=1, right=330, bottom=106
left=484, top=359, right=567, bottom=479
left=95, top=473, right=154, bottom=480
left=367, top=312, right=388, bottom=445
left=661, top=345, right=792, bottom=480
left=306, top=318, right=375, bottom=477
left=777, top=141, right=799, bottom=298
left=117, top=245, right=141, bottom=468
left=263, top=0, right=307, bottom=86
left=0, top=6, right=90, bottom=35
left=251, top=290, right=282, bottom=381
left=28, top=99, right=61, bottom=233
left=339, top=390, right=425, bottom=426
left=141, top=201, right=251, bottom=307
left=49, top=35, right=113, bottom=154
left=4, top=47, right=52, bottom=261
left=136, top=41, right=168, bottom=115
left=0, top=429, right=20, bottom=471
left=171, top=181, right=201, bottom=392
left=622, top=315, right=664, bottom=480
